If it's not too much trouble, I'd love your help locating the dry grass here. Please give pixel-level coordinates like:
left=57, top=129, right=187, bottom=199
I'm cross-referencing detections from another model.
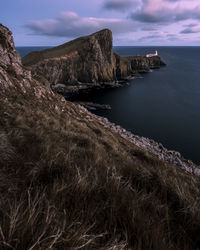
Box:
left=0, top=78, right=200, bottom=250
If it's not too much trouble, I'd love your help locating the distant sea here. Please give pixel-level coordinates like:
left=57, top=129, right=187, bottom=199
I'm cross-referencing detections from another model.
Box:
left=16, top=46, right=200, bottom=164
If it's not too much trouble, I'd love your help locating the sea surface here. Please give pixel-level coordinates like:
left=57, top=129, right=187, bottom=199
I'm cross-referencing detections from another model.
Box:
left=16, top=46, right=200, bottom=164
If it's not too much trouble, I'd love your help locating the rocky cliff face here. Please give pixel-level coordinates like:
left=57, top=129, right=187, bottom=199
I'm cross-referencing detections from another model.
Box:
left=22, top=29, right=117, bottom=86
left=128, top=55, right=166, bottom=73
left=22, top=29, right=165, bottom=91
left=0, top=24, right=32, bottom=88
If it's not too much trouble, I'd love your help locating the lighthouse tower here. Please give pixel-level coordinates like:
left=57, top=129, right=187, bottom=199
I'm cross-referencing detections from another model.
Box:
left=146, top=50, right=158, bottom=58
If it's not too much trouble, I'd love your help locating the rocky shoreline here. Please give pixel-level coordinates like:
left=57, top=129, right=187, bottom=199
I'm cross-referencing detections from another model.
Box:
left=100, top=117, right=200, bottom=176
left=74, top=101, right=111, bottom=110
left=51, top=80, right=128, bottom=99
left=77, top=104, right=200, bottom=176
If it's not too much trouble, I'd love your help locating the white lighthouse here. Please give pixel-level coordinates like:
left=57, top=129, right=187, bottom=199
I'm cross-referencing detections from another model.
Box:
left=146, top=50, right=158, bottom=58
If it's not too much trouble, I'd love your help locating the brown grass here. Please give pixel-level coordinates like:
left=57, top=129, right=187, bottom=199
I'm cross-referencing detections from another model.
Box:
left=0, top=79, right=200, bottom=250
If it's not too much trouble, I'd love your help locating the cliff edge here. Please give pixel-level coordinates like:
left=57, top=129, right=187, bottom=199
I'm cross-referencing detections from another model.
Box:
left=22, top=29, right=165, bottom=96
left=0, top=24, right=200, bottom=250
left=22, top=29, right=116, bottom=86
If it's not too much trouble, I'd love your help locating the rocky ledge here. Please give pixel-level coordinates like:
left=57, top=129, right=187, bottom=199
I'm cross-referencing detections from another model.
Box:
left=22, top=29, right=166, bottom=98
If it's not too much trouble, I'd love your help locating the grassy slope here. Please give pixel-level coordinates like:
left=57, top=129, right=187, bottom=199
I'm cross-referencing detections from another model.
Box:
left=0, top=75, right=200, bottom=250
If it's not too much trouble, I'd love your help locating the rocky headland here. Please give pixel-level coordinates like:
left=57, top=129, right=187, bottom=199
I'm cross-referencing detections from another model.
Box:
left=1, top=24, right=200, bottom=249
left=22, top=29, right=166, bottom=98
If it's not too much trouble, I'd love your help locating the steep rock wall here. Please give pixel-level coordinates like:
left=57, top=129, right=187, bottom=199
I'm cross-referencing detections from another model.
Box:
left=22, top=29, right=117, bottom=86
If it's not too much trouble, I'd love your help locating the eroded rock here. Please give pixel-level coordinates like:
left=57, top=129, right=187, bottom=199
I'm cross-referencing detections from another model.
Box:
left=22, top=29, right=166, bottom=97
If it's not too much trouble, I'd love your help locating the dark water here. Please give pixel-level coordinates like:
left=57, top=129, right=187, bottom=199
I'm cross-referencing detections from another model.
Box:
left=16, top=46, right=200, bottom=164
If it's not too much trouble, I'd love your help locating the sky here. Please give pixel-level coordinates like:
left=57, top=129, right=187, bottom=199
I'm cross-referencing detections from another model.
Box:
left=1, top=0, right=200, bottom=46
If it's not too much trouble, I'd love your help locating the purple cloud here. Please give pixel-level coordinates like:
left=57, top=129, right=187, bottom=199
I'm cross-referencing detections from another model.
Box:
left=141, top=26, right=160, bottom=31
left=183, top=23, right=198, bottom=28
left=131, top=3, right=200, bottom=23
left=102, top=0, right=200, bottom=25
left=181, top=27, right=200, bottom=34
left=103, top=0, right=135, bottom=12
left=126, top=0, right=200, bottom=24
left=26, top=11, right=134, bottom=37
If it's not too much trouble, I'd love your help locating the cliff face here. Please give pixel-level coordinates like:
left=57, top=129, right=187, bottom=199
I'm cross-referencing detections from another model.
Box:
left=0, top=24, right=32, bottom=87
left=128, top=55, right=166, bottom=72
left=22, top=29, right=117, bottom=86
left=22, top=29, right=165, bottom=90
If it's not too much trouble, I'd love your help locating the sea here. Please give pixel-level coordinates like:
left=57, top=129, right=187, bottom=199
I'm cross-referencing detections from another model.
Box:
left=16, top=46, right=200, bottom=165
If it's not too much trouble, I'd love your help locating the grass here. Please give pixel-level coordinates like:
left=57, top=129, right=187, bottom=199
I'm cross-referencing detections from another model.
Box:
left=0, top=76, right=200, bottom=250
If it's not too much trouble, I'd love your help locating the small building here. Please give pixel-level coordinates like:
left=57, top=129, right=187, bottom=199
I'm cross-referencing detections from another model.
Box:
left=146, top=51, right=158, bottom=58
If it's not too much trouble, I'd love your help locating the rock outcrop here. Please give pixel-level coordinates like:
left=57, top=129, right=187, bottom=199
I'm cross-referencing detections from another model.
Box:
left=22, top=29, right=166, bottom=96
left=128, top=55, right=166, bottom=73
left=0, top=24, right=32, bottom=88
left=22, top=29, right=117, bottom=86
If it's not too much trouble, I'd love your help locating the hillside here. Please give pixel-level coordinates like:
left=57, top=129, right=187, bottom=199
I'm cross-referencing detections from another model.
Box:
left=0, top=24, right=200, bottom=249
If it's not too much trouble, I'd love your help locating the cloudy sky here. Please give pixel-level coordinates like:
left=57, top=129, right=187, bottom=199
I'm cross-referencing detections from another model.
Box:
left=1, top=0, right=200, bottom=46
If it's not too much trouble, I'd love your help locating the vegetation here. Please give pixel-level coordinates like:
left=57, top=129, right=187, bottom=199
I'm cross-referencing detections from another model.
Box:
left=0, top=77, right=200, bottom=250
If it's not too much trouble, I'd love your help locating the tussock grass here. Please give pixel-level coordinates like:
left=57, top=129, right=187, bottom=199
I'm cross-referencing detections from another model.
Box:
left=0, top=80, right=200, bottom=250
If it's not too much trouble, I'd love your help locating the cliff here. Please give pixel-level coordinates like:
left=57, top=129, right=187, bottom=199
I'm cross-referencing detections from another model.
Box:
left=1, top=24, right=200, bottom=250
left=22, top=29, right=166, bottom=96
left=128, top=55, right=166, bottom=72
left=22, top=29, right=117, bottom=86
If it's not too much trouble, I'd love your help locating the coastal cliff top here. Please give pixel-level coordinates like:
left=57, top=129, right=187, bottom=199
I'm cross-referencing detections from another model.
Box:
left=0, top=24, right=200, bottom=249
left=22, top=28, right=113, bottom=66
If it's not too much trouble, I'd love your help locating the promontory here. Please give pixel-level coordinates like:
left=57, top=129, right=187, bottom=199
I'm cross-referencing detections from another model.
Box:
left=22, top=29, right=166, bottom=97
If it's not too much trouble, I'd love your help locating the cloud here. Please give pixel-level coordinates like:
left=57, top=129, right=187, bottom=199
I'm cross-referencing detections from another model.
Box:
left=129, top=0, right=200, bottom=24
left=26, top=11, right=135, bottom=37
left=134, top=31, right=182, bottom=43
left=180, top=27, right=200, bottom=34
left=139, top=34, right=163, bottom=40
left=141, top=25, right=160, bottom=31
left=183, top=23, right=198, bottom=28
left=180, top=22, right=200, bottom=34
left=103, top=0, right=135, bottom=12
left=102, top=0, right=200, bottom=25
left=166, top=33, right=180, bottom=41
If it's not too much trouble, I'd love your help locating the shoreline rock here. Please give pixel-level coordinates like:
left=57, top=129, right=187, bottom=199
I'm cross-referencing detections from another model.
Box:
left=51, top=81, right=124, bottom=99
left=76, top=104, right=200, bottom=176
left=98, top=116, right=200, bottom=175
left=74, top=101, right=111, bottom=111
